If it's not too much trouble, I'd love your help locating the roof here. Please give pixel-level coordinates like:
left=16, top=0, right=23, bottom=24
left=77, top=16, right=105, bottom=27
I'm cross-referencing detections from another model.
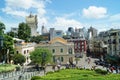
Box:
left=49, top=37, right=67, bottom=44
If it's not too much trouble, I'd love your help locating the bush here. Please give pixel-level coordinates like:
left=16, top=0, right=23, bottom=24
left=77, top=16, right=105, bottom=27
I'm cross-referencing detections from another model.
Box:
left=12, top=53, right=26, bottom=65
left=95, top=69, right=108, bottom=75
left=31, top=76, right=41, bottom=80
left=46, top=71, right=53, bottom=75
left=15, top=66, right=21, bottom=71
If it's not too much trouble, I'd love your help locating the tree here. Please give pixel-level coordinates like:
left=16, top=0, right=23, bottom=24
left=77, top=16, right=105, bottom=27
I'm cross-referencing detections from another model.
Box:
left=0, top=21, right=5, bottom=35
left=0, top=22, right=14, bottom=63
left=0, top=34, right=15, bottom=63
left=30, top=48, right=52, bottom=67
left=7, top=31, right=17, bottom=38
left=30, top=35, right=44, bottom=43
left=12, top=53, right=26, bottom=65
left=18, top=22, right=31, bottom=42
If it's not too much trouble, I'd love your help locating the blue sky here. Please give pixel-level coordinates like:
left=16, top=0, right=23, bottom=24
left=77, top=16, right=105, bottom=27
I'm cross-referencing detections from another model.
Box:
left=0, top=0, right=120, bottom=33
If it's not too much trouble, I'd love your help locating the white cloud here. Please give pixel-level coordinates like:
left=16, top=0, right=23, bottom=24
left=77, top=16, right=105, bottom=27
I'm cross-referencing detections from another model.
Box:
left=2, top=0, right=48, bottom=17
left=51, top=17, right=83, bottom=31
left=5, top=0, right=33, bottom=9
left=109, top=14, right=120, bottom=21
left=82, top=6, right=107, bottom=19
left=2, top=0, right=51, bottom=33
left=2, top=7, right=28, bottom=17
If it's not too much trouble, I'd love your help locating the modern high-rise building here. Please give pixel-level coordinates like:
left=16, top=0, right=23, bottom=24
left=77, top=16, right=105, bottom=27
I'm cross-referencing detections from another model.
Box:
left=26, top=13, right=38, bottom=36
left=49, top=28, right=63, bottom=40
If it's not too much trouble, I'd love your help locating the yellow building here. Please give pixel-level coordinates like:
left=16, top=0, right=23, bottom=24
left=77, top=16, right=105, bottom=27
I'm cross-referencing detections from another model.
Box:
left=36, top=37, right=75, bottom=65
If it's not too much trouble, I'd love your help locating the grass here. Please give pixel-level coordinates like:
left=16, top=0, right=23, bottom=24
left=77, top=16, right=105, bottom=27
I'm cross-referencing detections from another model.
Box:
left=0, top=64, right=17, bottom=73
left=32, top=69, right=120, bottom=80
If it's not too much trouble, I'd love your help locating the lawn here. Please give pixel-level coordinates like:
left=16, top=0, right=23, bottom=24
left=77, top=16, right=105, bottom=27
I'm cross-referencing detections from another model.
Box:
left=32, top=69, right=120, bottom=80
left=0, top=64, right=17, bottom=73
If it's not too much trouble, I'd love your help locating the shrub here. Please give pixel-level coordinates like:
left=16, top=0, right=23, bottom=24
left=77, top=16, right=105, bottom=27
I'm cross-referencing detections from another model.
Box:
left=31, top=76, right=41, bottom=80
left=15, top=66, right=21, bottom=71
left=79, top=68, right=84, bottom=70
left=95, top=69, right=108, bottom=75
left=46, top=71, right=53, bottom=75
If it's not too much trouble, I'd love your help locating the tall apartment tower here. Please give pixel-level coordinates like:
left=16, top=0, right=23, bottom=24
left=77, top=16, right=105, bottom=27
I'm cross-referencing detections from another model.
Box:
left=26, top=13, right=38, bottom=36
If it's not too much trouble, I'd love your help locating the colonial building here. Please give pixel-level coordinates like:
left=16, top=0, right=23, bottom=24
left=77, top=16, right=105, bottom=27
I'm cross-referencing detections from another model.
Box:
left=36, top=37, right=75, bottom=65
left=26, top=13, right=38, bottom=36
left=14, top=38, right=35, bottom=65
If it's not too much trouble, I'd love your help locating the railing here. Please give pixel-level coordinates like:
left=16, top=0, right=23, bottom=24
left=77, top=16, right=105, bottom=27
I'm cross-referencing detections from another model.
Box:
left=0, top=69, right=40, bottom=80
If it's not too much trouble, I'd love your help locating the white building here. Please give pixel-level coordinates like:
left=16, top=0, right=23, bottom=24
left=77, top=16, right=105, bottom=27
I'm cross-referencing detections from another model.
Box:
left=14, top=38, right=35, bottom=65
left=26, top=13, right=38, bottom=36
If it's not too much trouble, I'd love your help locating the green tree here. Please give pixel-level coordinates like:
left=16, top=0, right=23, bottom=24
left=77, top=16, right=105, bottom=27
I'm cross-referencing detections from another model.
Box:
left=0, top=21, right=5, bottom=35
left=18, top=22, right=31, bottom=42
left=0, top=22, right=14, bottom=63
left=7, top=31, right=17, bottom=38
left=30, top=48, right=52, bottom=67
left=30, top=35, right=44, bottom=43
left=12, top=53, right=26, bottom=65
left=2, top=34, right=15, bottom=63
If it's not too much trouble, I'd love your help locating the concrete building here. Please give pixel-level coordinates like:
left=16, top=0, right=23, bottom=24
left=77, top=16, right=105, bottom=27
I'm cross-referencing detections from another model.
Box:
left=41, top=25, right=48, bottom=35
left=26, top=13, right=38, bottom=36
left=14, top=38, right=35, bottom=65
left=97, top=29, right=120, bottom=60
left=49, top=28, right=63, bottom=40
left=107, top=29, right=120, bottom=56
left=36, top=37, right=75, bottom=65
left=87, top=27, right=98, bottom=56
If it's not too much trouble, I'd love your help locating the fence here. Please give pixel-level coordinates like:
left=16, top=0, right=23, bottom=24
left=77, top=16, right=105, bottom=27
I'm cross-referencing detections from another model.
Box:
left=0, top=69, right=40, bottom=80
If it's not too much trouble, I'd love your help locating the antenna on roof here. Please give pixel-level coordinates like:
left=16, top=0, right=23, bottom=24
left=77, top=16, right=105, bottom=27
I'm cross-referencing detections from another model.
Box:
left=29, top=11, right=32, bottom=17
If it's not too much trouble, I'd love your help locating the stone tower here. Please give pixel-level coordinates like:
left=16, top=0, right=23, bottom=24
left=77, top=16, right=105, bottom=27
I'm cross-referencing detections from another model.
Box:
left=26, top=13, right=38, bottom=36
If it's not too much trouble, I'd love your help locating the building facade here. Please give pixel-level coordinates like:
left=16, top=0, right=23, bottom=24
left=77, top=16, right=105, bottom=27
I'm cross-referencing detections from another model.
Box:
left=98, top=29, right=120, bottom=58
left=49, top=28, right=63, bottom=40
left=36, top=37, right=75, bottom=65
left=68, top=39, right=87, bottom=58
left=26, top=13, right=38, bottom=36
left=14, top=38, right=35, bottom=65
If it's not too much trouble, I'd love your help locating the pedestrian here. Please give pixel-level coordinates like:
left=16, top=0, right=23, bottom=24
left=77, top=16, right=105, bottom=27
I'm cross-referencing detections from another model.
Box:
left=57, top=64, right=61, bottom=70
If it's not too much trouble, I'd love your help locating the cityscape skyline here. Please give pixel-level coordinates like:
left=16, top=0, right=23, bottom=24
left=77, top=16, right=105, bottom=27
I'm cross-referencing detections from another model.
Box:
left=0, top=0, right=120, bottom=33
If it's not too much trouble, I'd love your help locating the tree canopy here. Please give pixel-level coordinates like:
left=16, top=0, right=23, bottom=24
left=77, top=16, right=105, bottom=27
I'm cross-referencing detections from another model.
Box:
left=12, top=53, right=26, bottom=65
left=30, top=35, right=45, bottom=43
left=18, top=22, right=31, bottom=42
left=0, top=22, right=15, bottom=63
left=30, top=48, right=52, bottom=67
left=0, top=21, right=5, bottom=35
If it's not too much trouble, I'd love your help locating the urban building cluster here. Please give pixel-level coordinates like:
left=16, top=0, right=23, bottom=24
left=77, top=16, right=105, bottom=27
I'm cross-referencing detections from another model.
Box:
left=10, top=13, right=120, bottom=65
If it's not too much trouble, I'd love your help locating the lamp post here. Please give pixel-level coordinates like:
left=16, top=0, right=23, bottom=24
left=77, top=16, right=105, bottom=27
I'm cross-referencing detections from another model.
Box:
left=42, top=52, right=46, bottom=75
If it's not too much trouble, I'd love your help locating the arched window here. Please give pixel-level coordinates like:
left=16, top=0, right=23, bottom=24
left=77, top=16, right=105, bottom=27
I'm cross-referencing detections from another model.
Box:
left=68, top=48, right=72, bottom=54
left=61, top=57, right=64, bottom=62
left=52, top=49, right=55, bottom=53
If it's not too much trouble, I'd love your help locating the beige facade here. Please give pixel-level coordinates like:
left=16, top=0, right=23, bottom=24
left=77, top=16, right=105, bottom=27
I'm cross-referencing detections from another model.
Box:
left=14, top=39, right=35, bottom=65
left=26, top=13, right=38, bottom=36
left=36, top=37, right=75, bottom=64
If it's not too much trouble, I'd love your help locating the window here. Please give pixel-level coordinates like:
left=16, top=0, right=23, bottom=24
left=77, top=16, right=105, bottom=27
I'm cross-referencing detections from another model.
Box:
left=27, top=50, right=29, bottom=53
left=60, top=48, right=63, bottom=53
left=24, top=50, right=26, bottom=54
left=68, top=48, right=72, bottom=54
left=61, top=57, right=64, bottom=62
left=52, top=49, right=55, bottom=53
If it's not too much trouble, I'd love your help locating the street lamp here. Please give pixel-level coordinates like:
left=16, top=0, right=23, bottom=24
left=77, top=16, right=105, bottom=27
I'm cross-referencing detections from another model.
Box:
left=42, top=52, right=46, bottom=74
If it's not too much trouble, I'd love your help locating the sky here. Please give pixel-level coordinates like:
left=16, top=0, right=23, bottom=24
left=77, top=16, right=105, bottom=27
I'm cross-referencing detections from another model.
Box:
left=0, top=0, right=120, bottom=33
